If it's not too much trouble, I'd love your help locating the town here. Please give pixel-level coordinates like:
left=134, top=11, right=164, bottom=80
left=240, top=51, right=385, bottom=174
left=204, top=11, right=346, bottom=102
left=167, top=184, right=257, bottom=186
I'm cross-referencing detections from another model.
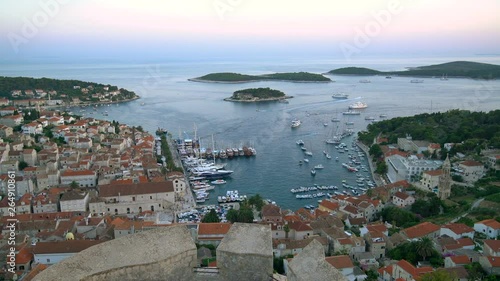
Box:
left=0, top=85, right=499, bottom=281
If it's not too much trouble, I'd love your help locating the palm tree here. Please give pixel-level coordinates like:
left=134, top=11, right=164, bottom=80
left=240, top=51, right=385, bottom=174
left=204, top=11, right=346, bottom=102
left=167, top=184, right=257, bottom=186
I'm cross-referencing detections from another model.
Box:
left=284, top=224, right=290, bottom=239
left=415, top=237, right=434, bottom=261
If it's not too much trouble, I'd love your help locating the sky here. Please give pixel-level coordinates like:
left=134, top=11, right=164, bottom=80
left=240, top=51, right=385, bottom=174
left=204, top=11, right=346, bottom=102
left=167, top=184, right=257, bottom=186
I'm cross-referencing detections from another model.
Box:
left=1, top=0, right=499, bottom=61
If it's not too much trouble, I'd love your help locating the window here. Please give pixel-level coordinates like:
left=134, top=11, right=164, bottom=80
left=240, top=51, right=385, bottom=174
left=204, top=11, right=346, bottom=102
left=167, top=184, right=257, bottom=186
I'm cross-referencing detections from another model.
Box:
left=150, top=196, right=153, bottom=199
left=46, top=258, right=50, bottom=263
left=151, top=206, right=154, bottom=211
left=127, top=208, right=130, bottom=214
left=132, top=197, right=135, bottom=202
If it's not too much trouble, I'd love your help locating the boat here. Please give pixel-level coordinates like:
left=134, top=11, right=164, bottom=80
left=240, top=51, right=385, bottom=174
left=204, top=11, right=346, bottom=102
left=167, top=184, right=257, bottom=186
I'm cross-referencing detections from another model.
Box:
left=305, top=151, right=313, bottom=156
left=441, top=74, right=448, bottom=81
left=314, top=164, right=324, bottom=170
left=211, top=179, right=227, bottom=185
left=348, top=102, right=368, bottom=109
left=342, top=110, right=361, bottom=115
left=291, top=119, right=301, bottom=128
left=326, top=154, right=331, bottom=159
left=296, top=140, right=305, bottom=146
left=140, top=102, right=146, bottom=106
left=311, top=169, right=316, bottom=176
left=332, top=93, right=349, bottom=99
left=410, top=79, right=424, bottom=83
left=379, top=114, right=387, bottom=118
left=303, top=159, right=309, bottom=163
left=364, top=116, right=375, bottom=121
left=345, top=121, right=354, bottom=125
left=323, top=123, right=328, bottom=127
left=331, top=118, right=340, bottom=122
left=385, top=76, right=392, bottom=79
left=359, top=79, right=371, bottom=83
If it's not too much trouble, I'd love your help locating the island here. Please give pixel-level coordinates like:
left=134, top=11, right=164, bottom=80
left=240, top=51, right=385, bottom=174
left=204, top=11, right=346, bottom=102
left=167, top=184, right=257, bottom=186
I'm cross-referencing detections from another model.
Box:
left=223, top=87, right=292, bottom=102
left=0, top=76, right=140, bottom=107
left=327, top=61, right=500, bottom=79
left=189, top=72, right=332, bottom=83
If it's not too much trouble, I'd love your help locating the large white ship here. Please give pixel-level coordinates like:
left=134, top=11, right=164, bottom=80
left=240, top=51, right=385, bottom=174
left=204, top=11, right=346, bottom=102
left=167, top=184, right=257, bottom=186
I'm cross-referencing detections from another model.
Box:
left=348, top=101, right=368, bottom=109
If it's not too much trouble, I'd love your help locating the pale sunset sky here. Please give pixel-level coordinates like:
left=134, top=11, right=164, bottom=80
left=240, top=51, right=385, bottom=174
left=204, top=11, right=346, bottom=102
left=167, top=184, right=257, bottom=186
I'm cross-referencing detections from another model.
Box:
left=1, top=0, right=499, bottom=60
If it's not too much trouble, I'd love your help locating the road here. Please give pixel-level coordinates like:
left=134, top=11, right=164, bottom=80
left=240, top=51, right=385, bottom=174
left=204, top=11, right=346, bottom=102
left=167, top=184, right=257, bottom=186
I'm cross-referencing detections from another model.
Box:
left=449, top=197, right=484, bottom=223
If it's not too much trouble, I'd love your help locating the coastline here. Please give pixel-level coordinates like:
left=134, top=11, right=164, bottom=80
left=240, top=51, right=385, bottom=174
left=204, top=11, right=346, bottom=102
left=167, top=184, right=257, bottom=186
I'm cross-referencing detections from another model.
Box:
left=188, top=78, right=331, bottom=84
left=39, top=95, right=141, bottom=109
left=223, top=95, right=294, bottom=102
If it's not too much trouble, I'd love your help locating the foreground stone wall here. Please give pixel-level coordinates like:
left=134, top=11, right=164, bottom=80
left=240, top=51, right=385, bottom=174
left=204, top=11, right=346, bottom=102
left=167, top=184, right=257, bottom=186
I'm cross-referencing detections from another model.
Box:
left=217, top=223, right=273, bottom=281
left=34, top=226, right=197, bottom=281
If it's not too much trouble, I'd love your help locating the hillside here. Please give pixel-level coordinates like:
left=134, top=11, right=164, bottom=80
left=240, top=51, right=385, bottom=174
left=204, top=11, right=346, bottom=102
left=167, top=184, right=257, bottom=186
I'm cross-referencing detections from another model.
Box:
left=358, top=109, right=500, bottom=154
left=0, top=76, right=139, bottom=103
left=328, top=61, right=500, bottom=79
left=190, top=72, right=331, bottom=83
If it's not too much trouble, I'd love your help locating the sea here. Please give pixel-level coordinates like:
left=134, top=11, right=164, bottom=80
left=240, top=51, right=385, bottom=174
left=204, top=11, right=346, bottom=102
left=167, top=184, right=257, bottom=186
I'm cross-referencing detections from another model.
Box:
left=1, top=55, right=500, bottom=211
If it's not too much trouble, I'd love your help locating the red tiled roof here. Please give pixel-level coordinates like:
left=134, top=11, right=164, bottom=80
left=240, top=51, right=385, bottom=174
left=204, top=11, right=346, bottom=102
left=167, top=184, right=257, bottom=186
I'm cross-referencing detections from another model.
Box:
left=22, top=263, right=48, bottom=281
left=289, top=221, right=313, bottom=232
left=460, top=160, right=483, bottom=167
left=61, top=169, right=95, bottom=177
left=198, top=223, right=231, bottom=236
left=367, top=223, right=388, bottom=233
left=484, top=239, right=500, bottom=253
left=448, top=255, right=471, bottom=265
left=393, top=191, right=410, bottom=200
left=477, top=219, right=500, bottom=230
left=403, top=222, right=440, bottom=239
left=484, top=256, right=500, bottom=267
left=457, top=237, right=474, bottom=247
left=441, top=223, right=474, bottom=235
left=33, top=240, right=104, bottom=254
left=99, top=181, right=174, bottom=197
left=15, top=246, right=33, bottom=264
left=325, top=255, right=354, bottom=269
left=423, top=169, right=443, bottom=176
left=262, top=204, right=282, bottom=218
left=320, top=199, right=339, bottom=211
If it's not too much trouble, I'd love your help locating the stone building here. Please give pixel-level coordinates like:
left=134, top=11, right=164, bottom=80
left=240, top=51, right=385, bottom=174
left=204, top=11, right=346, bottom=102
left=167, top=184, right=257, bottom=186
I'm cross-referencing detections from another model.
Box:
left=438, top=155, right=452, bottom=200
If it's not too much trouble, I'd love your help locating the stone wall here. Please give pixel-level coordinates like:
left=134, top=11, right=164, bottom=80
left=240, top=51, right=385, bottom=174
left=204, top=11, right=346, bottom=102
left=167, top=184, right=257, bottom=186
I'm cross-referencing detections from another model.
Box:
left=217, top=223, right=273, bottom=281
left=34, top=225, right=197, bottom=281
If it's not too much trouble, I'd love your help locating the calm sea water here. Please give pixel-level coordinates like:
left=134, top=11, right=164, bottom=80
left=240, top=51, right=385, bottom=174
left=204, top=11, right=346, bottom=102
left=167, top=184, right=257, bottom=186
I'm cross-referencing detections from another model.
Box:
left=1, top=55, right=500, bottom=210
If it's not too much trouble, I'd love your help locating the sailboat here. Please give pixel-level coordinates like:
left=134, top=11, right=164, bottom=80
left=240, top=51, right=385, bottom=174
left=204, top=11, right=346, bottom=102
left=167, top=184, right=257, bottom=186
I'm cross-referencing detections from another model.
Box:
left=441, top=74, right=448, bottom=81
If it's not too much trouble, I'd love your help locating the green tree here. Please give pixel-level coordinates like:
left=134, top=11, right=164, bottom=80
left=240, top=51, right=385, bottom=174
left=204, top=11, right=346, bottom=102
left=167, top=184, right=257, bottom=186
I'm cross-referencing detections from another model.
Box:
left=18, top=161, right=29, bottom=171
left=284, top=224, right=290, bottom=239
left=70, top=181, right=79, bottom=189
left=375, top=160, right=388, bottom=174
left=248, top=194, right=264, bottom=211
left=238, top=207, right=254, bottom=223
left=226, top=209, right=239, bottom=223
left=364, top=269, right=378, bottom=281
left=415, top=238, right=434, bottom=261
left=420, top=269, right=454, bottom=281
left=202, top=209, right=220, bottom=223
left=369, top=144, right=383, bottom=158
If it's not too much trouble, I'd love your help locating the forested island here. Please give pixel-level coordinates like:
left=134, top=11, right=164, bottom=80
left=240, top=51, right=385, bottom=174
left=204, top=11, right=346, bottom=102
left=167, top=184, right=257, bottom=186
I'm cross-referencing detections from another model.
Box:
left=0, top=76, right=139, bottom=105
left=190, top=72, right=331, bottom=83
left=223, top=87, right=291, bottom=102
left=358, top=109, right=500, bottom=156
left=328, top=61, right=500, bottom=79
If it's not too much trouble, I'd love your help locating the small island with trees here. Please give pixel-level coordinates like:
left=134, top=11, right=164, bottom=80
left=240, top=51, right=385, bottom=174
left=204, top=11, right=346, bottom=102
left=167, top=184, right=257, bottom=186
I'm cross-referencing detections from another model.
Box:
left=190, top=72, right=332, bottom=83
left=327, top=61, right=500, bottom=79
left=223, top=87, right=292, bottom=102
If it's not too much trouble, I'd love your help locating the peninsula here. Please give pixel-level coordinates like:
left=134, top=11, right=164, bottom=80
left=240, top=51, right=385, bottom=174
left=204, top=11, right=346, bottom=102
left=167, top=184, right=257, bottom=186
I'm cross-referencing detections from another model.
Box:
left=0, top=76, right=140, bottom=107
left=327, top=61, right=500, bottom=79
left=189, top=72, right=331, bottom=83
left=223, top=87, right=292, bottom=102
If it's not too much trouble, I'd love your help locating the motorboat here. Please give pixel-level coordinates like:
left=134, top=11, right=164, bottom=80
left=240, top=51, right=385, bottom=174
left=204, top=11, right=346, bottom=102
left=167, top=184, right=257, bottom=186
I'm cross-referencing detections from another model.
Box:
left=332, top=93, right=349, bottom=99
left=349, top=102, right=368, bottom=109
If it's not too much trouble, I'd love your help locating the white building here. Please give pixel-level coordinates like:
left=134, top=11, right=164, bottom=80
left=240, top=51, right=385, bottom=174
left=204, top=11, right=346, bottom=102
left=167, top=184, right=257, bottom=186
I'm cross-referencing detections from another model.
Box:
left=474, top=219, right=500, bottom=239
left=98, top=182, right=175, bottom=215
left=386, top=155, right=442, bottom=183
left=60, top=169, right=97, bottom=188
left=33, top=240, right=103, bottom=265
left=60, top=190, right=89, bottom=212
left=440, top=223, right=475, bottom=240
left=458, top=160, right=485, bottom=184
